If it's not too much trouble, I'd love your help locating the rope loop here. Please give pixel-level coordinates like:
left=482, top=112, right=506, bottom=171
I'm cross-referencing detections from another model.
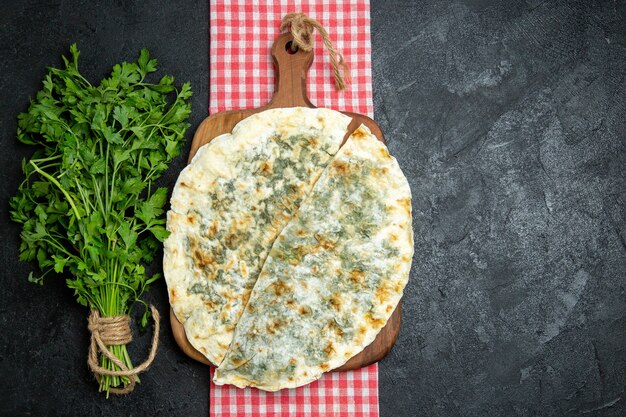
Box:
left=281, top=12, right=350, bottom=91
left=87, top=305, right=160, bottom=395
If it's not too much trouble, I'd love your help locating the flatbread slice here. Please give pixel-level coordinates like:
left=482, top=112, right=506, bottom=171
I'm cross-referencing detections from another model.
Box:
left=214, top=125, right=413, bottom=390
left=164, top=107, right=351, bottom=365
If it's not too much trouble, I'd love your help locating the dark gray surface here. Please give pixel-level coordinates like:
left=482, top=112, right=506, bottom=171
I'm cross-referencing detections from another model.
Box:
left=0, top=0, right=624, bottom=416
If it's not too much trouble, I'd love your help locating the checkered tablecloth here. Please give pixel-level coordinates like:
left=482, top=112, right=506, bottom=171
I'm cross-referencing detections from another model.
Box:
left=209, top=0, right=373, bottom=117
left=209, top=1, right=378, bottom=416
left=210, top=367, right=378, bottom=417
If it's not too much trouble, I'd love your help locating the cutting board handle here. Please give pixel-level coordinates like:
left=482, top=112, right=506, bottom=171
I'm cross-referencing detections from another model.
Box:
left=267, top=33, right=315, bottom=109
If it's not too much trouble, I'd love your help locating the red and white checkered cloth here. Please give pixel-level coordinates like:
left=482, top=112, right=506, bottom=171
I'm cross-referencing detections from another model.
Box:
left=210, top=367, right=378, bottom=417
left=209, top=0, right=373, bottom=117
left=209, top=1, right=378, bottom=416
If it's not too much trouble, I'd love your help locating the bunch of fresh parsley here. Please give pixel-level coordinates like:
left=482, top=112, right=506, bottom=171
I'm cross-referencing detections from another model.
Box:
left=9, top=45, right=192, bottom=395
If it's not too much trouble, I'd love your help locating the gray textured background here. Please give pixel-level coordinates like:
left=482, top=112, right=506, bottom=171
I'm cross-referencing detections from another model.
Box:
left=1, top=1, right=624, bottom=416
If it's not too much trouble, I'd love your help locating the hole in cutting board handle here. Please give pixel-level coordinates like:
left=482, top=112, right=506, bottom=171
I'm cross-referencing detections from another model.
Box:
left=285, top=41, right=299, bottom=54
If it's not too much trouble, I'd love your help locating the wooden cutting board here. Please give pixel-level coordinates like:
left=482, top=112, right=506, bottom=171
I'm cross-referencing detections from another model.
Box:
left=170, top=32, right=402, bottom=371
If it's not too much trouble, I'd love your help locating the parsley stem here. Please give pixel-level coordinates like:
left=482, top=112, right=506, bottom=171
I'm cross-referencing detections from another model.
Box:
left=95, top=280, right=139, bottom=299
left=74, top=178, right=94, bottom=214
left=31, top=154, right=62, bottom=163
left=29, top=160, right=81, bottom=220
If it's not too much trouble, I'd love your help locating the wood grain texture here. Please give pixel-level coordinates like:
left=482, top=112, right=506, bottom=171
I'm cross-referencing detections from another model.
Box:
left=170, top=32, right=401, bottom=371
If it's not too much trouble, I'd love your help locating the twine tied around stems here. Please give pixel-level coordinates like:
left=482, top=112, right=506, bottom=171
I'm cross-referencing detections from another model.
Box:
left=87, top=305, right=160, bottom=395
left=280, top=12, right=350, bottom=91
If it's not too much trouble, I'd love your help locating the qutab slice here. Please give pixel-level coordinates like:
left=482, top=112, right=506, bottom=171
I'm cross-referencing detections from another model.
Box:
left=214, top=124, right=413, bottom=390
left=164, top=107, right=351, bottom=365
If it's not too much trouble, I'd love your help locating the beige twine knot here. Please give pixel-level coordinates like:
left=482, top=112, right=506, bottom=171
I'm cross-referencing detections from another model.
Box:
left=281, top=12, right=350, bottom=91
left=87, top=305, right=160, bottom=395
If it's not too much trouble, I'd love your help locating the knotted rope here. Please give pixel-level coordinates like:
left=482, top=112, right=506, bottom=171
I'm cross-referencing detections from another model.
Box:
left=87, top=305, right=160, bottom=395
left=280, top=12, right=350, bottom=91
